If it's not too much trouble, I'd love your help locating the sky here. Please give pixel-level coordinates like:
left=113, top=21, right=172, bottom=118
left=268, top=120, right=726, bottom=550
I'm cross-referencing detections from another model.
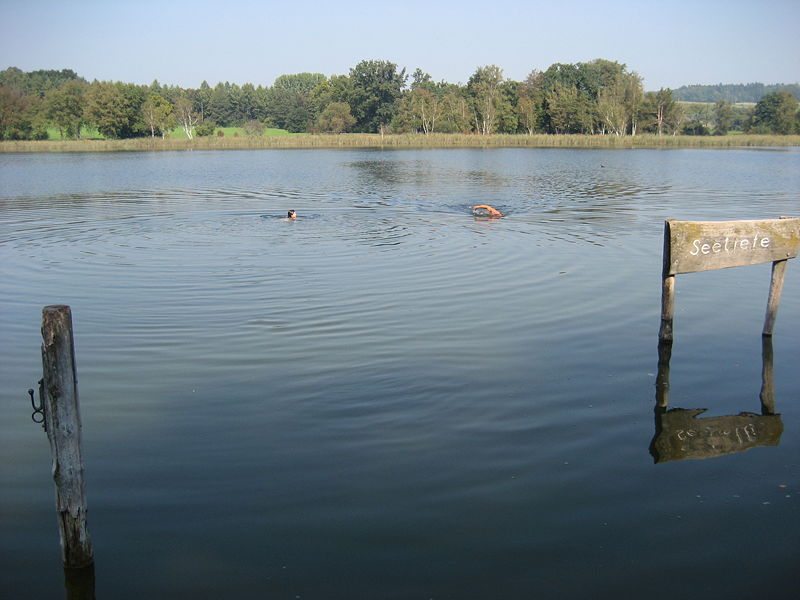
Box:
left=1, top=0, right=798, bottom=91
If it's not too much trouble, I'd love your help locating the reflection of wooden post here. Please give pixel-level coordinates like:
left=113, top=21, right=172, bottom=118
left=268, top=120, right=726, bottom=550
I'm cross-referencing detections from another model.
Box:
left=41, top=305, right=94, bottom=569
left=64, top=564, right=96, bottom=600
left=760, top=335, right=776, bottom=415
left=655, top=340, right=672, bottom=408
left=763, top=259, right=787, bottom=336
left=659, top=275, right=675, bottom=343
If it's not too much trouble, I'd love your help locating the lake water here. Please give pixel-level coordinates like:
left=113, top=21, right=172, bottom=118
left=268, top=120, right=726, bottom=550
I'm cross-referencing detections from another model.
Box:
left=1, top=147, right=799, bottom=599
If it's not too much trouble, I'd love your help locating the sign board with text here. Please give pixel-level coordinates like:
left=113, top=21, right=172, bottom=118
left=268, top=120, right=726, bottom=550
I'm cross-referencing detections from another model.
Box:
left=664, top=218, right=800, bottom=275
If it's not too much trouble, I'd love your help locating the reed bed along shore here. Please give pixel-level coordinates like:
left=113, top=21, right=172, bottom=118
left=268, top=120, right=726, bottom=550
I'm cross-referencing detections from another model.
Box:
left=2, top=133, right=799, bottom=153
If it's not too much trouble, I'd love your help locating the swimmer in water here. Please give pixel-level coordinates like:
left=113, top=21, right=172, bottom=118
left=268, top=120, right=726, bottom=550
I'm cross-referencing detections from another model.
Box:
left=287, top=210, right=297, bottom=219
left=472, top=204, right=503, bottom=217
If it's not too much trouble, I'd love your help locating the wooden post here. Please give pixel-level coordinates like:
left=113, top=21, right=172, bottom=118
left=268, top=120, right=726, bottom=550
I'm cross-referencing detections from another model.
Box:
left=658, top=275, right=675, bottom=343
left=658, top=221, right=675, bottom=343
left=41, top=305, right=94, bottom=569
left=763, top=259, right=787, bottom=336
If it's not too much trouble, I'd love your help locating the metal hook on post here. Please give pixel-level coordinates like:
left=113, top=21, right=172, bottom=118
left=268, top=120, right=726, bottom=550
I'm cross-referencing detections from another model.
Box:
left=29, top=380, right=46, bottom=431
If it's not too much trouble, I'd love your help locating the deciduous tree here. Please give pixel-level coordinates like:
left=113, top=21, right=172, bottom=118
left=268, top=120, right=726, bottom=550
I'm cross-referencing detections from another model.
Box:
left=750, top=91, right=798, bottom=134
left=713, top=100, right=734, bottom=135
left=439, top=87, right=471, bottom=133
left=43, top=80, right=87, bottom=138
left=141, top=93, right=175, bottom=138
left=274, top=73, right=326, bottom=96
left=310, top=74, right=353, bottom=116
left=516, top=70, right=545, bottom=135
left=348, top=60, right=407, bottom=133
left=317, top=101, right=355, bottom=133
left=545, top=81, right=594, bottom=134
left=84, top=82, right=145, bottom=138
left=0, top=86, right=34, bottom=139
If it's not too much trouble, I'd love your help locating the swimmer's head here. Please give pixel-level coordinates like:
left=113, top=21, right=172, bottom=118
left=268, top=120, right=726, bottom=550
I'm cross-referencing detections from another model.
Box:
left=472, top=204, right=502, bottom=217
left=287, top=210, right=296, bottom=219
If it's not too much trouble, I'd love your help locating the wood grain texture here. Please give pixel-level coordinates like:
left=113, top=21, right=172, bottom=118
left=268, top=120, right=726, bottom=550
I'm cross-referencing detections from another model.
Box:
left=41, top=305, right=94, bottom=568
left=665, top=217, right=799, bottom=275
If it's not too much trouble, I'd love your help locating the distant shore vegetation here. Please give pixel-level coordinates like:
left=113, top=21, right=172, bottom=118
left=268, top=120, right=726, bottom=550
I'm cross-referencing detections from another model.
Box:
left=672, top=82, right=800, bottom=104
left=4, top=134, right=799, bottom=154
left=2, top=61, right=799, bottom=147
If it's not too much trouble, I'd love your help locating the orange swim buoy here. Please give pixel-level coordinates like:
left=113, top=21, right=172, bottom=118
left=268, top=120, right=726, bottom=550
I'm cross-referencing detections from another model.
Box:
left=472, top=204, right=503, bottom=217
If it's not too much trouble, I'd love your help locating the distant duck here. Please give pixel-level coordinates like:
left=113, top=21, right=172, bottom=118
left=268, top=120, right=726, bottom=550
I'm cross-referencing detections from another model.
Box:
left=472, top=204, right=503, bottom=217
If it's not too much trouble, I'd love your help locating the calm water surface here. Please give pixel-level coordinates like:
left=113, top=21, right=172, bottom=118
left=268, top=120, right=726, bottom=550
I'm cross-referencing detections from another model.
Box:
left=1, top=148, right=799, bottom=599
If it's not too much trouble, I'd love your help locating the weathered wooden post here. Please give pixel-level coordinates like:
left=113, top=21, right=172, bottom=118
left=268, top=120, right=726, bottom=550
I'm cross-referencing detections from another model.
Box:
left=659, top=217, right=800, bottom=342
left=763, top=258, right=788, bottom=336
left=658, top=221, right=676, bottom=343
left=40, top=305, right=94, bottom=569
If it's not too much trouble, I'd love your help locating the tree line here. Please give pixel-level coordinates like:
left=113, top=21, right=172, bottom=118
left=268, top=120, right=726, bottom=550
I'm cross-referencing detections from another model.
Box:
left=673, top=82, right=800, bottom=103
left=1, top=60, right=799, bottom=141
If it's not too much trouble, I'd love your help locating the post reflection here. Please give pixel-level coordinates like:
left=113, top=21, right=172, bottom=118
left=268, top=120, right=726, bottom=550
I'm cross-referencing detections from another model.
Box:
left=64, top=564, right=95, bottom=600
left=650, top=337, right=783, bottom=463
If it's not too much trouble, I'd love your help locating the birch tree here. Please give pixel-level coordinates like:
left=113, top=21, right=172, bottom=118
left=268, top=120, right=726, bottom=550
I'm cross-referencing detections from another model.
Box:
left=467, top=65, right=508, bottom=134
left=174, top=95, right=199, bottom=139
left=597, top=71, right=643, bottom=135
left=624, top=71, right=643, bottom=135
left=598, top=84, right=626, bottom=135
left=408, top=88, right=441, bottom=134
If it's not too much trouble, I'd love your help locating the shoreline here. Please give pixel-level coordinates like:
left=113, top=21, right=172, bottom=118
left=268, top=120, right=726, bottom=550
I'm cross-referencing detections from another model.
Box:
left=2, top=133, right=800, bottom=153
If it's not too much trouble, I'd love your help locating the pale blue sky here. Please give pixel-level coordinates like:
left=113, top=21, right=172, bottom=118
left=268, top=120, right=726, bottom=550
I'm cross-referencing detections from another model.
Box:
left=1, top=0, right=798, bottom=91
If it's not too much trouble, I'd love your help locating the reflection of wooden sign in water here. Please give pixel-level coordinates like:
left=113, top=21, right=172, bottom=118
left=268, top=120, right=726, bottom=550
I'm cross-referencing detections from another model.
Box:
left=650, top=337, right=783, bottom=463
left=650, top=409, right=783, bottom=463
left=659, top=217, right=800, bottom=341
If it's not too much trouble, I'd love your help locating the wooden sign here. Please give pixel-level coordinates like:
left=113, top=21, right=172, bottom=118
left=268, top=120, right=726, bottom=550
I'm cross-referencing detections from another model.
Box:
left=659, top=217, right=800, bottom=341
left=664, top=218, right=800, bottom=275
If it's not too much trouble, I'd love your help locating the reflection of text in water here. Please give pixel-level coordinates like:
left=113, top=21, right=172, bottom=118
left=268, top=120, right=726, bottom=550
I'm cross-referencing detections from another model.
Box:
left=675, top=423, right=757, bottom=444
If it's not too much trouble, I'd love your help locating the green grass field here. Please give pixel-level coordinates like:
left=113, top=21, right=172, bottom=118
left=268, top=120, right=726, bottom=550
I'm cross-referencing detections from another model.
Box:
left=47, top=126, right=104, bottom=140
left=167, top=126, right=299, bottom=139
